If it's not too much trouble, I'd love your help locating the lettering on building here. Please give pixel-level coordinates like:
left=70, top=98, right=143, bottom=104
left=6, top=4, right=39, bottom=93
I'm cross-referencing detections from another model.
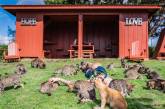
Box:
left=21, top=18, right=37, bottom=25
left=125, top=18, right=143, bottom=25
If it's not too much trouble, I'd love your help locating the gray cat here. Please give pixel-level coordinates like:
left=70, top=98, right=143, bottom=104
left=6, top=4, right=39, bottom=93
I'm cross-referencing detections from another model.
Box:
left=109, top=79, right=134, bottom=96
left=49, top=77, right=96, bottom=103
left=0, top=73, right=24, bottom=93
left=54, top=65, right=79, bottom=76
left=40, top=81, right=59, bottom=96
left=31, top=58, right=46, bottom=69
left=15, top=64, right=27, bottom=75
left=124, top=65, right=142, bottom=79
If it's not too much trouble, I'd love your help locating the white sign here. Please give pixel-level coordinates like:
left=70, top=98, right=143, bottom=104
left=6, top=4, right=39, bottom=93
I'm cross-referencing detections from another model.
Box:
left=125, top=18, right=143, bottom=26
left=21, top=18, right=37, bottom=25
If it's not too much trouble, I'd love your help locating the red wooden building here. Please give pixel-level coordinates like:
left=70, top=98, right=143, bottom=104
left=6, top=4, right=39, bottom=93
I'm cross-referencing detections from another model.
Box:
left=2, top=5, right=160, bottom=59
left=154, top=28, right=165, bottom=60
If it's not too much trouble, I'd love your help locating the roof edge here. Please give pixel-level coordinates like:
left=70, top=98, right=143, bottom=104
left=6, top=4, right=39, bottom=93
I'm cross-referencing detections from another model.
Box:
left=2, top=4, right=161, bottom=10
left=1, top=5, right=160, bottom=16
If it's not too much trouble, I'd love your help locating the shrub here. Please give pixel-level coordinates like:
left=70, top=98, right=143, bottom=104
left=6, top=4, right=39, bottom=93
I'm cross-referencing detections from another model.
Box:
left=149, top=46, right=155, bottom=58
left=0, top=45, right=7, bottom=60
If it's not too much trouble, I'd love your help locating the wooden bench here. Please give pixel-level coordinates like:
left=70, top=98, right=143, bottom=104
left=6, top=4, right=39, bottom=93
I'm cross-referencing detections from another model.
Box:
left=68, top=44, right=94, bottom=58
left=3, top=42, right=20, bottom=62
left=3, top=53, right=20, bottom=62
left=125, top=56, right=144, bottom=62
left=68, top=49, right=78, bottom=58
left=82, top=50, right=94, bottom=58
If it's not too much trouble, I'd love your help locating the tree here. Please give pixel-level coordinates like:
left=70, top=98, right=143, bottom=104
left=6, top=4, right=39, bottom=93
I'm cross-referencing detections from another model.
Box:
left=7, top=26, right=16, bottom=42
left=44, top=0, right=67, bottom=4
left=149, top=3, right=165, bottom=37
left=7, top=26, right=15, bottom=38
left=44, top=0, right=165, bottom=38
left=44, top=0, right=126, bottom=5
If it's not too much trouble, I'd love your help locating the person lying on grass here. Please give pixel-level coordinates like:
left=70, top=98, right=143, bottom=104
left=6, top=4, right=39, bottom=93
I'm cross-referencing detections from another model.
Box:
left=84, top=65, right=112, bottom=87
left=85, top=66, right=134, bottom=97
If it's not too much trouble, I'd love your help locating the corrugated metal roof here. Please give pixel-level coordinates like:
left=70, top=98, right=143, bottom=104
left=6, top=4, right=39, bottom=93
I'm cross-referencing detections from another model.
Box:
left=2, top=5, right=161, bottom=16
left=2, top=5, right=160, bottom=10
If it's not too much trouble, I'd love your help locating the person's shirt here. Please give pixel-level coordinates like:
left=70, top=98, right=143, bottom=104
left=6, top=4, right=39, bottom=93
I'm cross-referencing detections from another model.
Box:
left=84, top=66, right=108, bottom=79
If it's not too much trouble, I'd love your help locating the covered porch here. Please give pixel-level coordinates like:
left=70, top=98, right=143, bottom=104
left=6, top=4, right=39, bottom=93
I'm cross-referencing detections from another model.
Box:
left=3, top=5, right=160, bottom=60
left=43, top=14, right=119, bottom=58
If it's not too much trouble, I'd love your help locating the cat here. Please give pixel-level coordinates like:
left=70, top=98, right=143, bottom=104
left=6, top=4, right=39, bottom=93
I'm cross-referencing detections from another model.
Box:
left=93, top=77, right=127, bottom=109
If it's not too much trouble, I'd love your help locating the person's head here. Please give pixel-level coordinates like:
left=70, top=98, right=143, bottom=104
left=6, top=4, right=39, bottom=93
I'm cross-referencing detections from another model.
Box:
left=95, top=66, right=107, bottom=78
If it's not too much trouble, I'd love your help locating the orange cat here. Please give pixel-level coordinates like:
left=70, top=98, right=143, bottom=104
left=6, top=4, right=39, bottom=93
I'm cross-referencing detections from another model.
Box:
left=93, top=77, right=127, bottom=109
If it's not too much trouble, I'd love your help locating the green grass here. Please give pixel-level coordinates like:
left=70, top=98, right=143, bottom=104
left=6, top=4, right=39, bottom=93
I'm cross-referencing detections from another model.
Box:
left=0, top=59, right=165, bottom=109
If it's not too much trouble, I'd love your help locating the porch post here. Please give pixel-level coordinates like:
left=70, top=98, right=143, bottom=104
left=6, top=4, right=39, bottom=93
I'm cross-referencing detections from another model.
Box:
left=119, top=14, right=124, bottom=59
left=78, top=14, right=83, bottom=59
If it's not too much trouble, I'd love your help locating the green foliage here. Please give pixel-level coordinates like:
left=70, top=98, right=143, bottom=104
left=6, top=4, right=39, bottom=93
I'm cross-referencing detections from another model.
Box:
left=149, top=46, right=155, bottom=58
left=0, top=59, right=165, bottom=109
left=128, top=0, right=159, bottom=5
left=140, top=0, right=160, bottom=4
left=44, top=0, right=67, bottom=4
left=44, top=0, right=161, bottom=5
left=0, top=45, right=7, bottom=60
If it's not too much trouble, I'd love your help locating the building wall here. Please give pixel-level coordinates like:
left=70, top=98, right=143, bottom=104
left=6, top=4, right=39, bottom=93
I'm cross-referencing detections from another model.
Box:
left=15, top=12, right=149, bottom=59
left=84, top=16, right=119, bottom=58
left=16, top=12, right=43, bottom=58
left=44, top=17, right=77, bottom=58
left=119, top=13, right=148, bottom=59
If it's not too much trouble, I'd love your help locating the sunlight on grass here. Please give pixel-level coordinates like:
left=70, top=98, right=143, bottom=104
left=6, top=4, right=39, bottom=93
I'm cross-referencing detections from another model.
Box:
left=0, top=59, right=165, bottom=109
